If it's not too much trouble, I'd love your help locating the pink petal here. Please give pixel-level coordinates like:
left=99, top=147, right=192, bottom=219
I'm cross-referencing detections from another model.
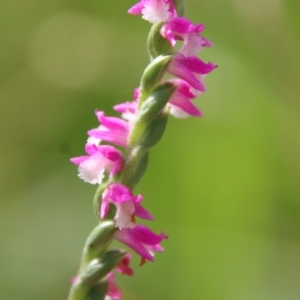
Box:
left=116, top=253, right=134, bottom=276
left=113, top=101, right=137, bottom=114
left=98, top=145, right=123, bottom=175
left=175, top=54, right=217, bottom=74
left=107, top=273, right=121, bottom=299
left=169, top=101, right=202, bottom=117
left=148, top=243, right=165, bottom=252
left=134, top=202, right=154, bottom=220
left=170, top=79, right=197, bottom=98
left=128, top=1, right=145, bottom=14
left=160, top=25, right=176, bottom=46
left=202, top=37, right=213, bottom=47
left=168, top=83, right=202, bottom=117
left=133, top=88, right=140, bottom=100
left=114, top=229, right=154, bottom=262
left=70, top=156, right=89, bottom=165
left=107, top=184, right=136, bottom=203
left=193, top=23, right=205, bottom=33
left=130, top=224, right=167, bottom=246
left=164, top=17, right=193, bottom=34
left=98, top=145, right=122, bottom=162
left=101, top=188, right=111, bottom=218
left=168, top=58, right=206, bottom=91
left=85, top=143, right=98, bottom=155
left=95, top=110, right=129, bottom=132
left=88, top=129, right=128, bottom=148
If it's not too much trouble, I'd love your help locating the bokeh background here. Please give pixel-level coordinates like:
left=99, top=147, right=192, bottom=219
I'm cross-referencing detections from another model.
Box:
left=1, top=0, right=300, bottom=299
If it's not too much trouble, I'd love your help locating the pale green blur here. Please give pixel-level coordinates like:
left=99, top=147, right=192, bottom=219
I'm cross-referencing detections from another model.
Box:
left=1, top=0, right=300, bottom=299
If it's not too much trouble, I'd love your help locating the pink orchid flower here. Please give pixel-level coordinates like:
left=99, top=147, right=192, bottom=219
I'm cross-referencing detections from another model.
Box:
left=114, top=224, right=168, bottom=262
left=101, top=183, right=153, bottom=229
left=70, top=145, right=123, bottom=184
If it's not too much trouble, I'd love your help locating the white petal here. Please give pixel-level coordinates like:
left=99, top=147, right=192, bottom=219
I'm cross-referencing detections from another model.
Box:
left=180, top=32, right=204, bottom=56
left=78, top=156, right=105, bottom=184
left=87, top=136, right=101, bottom=145
left=142, top=0, right=171, bottom=23
left=114, top=201, right=135, bottom=229
left=121, top=111, right=136, bottom=122
left=168, top=104, right=190, bottom=119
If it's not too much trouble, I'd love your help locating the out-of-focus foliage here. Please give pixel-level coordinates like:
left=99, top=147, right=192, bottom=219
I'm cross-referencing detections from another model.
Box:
left=1, top=0, right=300, bottom=299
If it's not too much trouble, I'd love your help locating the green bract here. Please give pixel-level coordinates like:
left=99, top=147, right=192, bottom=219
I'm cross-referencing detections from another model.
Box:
left=147, top=22, right=173, bottom=60
left=80, top=250, right=126, bottom=286
left=139, top=54, right=172, bottom=98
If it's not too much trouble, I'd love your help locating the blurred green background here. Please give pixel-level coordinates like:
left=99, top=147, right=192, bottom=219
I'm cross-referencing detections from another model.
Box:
left=1, top=0, right=300, bottom=299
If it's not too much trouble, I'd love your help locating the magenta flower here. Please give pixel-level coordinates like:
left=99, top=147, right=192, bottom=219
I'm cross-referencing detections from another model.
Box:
left=101, top=183, right=153, bottom=229
left=167, top=79, right=202, bottom=118
left=128, top=0, right=176, bottom=23
left=115, top=253, right=134, bottom=276
left=70, top=145, right=123, bottom=185
left=161, top=17, right=212, bottom=56
left=167, top=53, right=217, bottom=91
left=114, top=224, right=168, bottom=262
left=88, top=110, right=130, bottom=148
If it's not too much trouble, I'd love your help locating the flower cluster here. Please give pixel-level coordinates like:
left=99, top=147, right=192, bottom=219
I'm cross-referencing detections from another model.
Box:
left=71, top=109, right=167, bottom=264
left=71, top=0, right=215, bottom=269
left=129, top=0, right=217, bottom=117
left=70, top=0, right=216, bottom=299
